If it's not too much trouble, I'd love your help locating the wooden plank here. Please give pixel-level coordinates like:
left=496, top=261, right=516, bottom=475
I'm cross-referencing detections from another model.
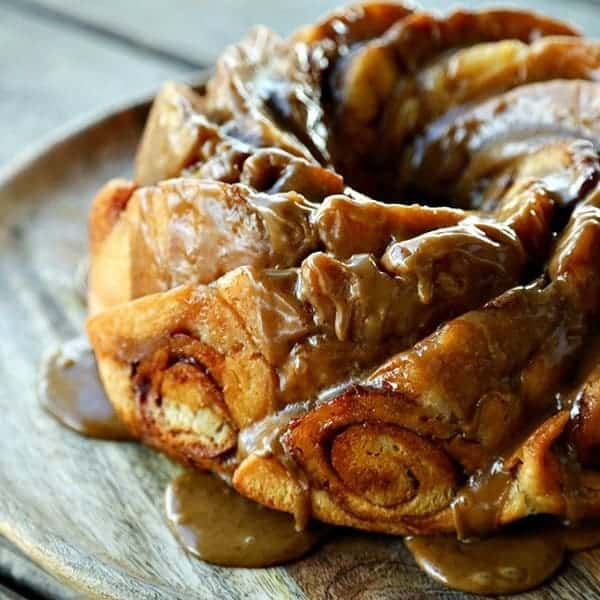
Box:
left=0, top=2, right=191, bottom=167
left=8, top=0, right=345, bottom=63
left=13, top=0, right=600, bottom=66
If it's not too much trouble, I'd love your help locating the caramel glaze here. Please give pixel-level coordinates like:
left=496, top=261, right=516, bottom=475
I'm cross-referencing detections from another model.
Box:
left=237, top=380, right=356, bottom=529
left=56, top=282, right=600, bottom=577
left=40, top=336, right=327, bottom=566
left=163, top=328, right=600, bottom=573
left=404, top=330, right=600, bottom=595
left=165, top=470, right=326, bottom=567
left=406, top=519, right=600, bottom=595
left=46, top=311, right=600, bottom=579
left=38, top=338, right=131, bottom=440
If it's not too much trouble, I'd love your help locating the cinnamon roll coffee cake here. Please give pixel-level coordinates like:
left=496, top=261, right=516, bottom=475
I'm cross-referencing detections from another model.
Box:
left=52, top=2, right=600, bottom=592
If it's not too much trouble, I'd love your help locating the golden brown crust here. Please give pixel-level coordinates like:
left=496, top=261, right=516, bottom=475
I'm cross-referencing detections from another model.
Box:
left=87, top=179, right=137, bottom=314
left=405, top=81, right=600, bottom=204
left=88, top=178, right=320, bottom=312
left=87, top=283, right=277, bottom=429
left=279, top=190, right=600, bottom=533
left=134, top=82, right=207, bottom=186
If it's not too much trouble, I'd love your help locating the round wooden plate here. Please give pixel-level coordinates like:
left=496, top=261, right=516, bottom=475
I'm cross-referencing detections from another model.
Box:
left=1, top=82, right=600, bottom=600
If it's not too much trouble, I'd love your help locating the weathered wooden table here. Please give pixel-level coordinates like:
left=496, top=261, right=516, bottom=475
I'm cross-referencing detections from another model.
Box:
left=3, top=0, right=600, bottom=597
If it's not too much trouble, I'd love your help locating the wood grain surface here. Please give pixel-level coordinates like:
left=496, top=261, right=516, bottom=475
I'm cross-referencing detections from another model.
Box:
left=0, top=1, right=193, bottom=170
left=1, top=91, right=600, bottom=600
left=13, top=0, right=600, bottom=64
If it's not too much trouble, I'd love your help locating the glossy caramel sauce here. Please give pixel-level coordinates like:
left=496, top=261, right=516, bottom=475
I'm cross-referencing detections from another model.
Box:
left=165, top=470, right=326, bottom=567
left=451, top=463, right=513, bottom=540
left=38, top=337, right=131, bottom=440
left=406, top=526, right=563, bottom=595
left=40, top=335, right=600, bottom=579
left=406, top=519, right=600, bottom=595
left=41, top=336, right=600, bottom=583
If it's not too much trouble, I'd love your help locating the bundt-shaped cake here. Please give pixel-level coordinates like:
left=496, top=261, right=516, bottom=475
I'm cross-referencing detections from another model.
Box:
left=87, top=2, right=600, bottom=537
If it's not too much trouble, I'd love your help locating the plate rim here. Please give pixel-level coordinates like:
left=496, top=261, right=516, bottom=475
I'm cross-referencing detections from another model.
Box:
left=0, top=69, right=211, bottom=190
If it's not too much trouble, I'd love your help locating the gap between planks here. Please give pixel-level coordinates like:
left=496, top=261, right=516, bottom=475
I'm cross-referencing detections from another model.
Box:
left=0, top=0, right=204, bottom=70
